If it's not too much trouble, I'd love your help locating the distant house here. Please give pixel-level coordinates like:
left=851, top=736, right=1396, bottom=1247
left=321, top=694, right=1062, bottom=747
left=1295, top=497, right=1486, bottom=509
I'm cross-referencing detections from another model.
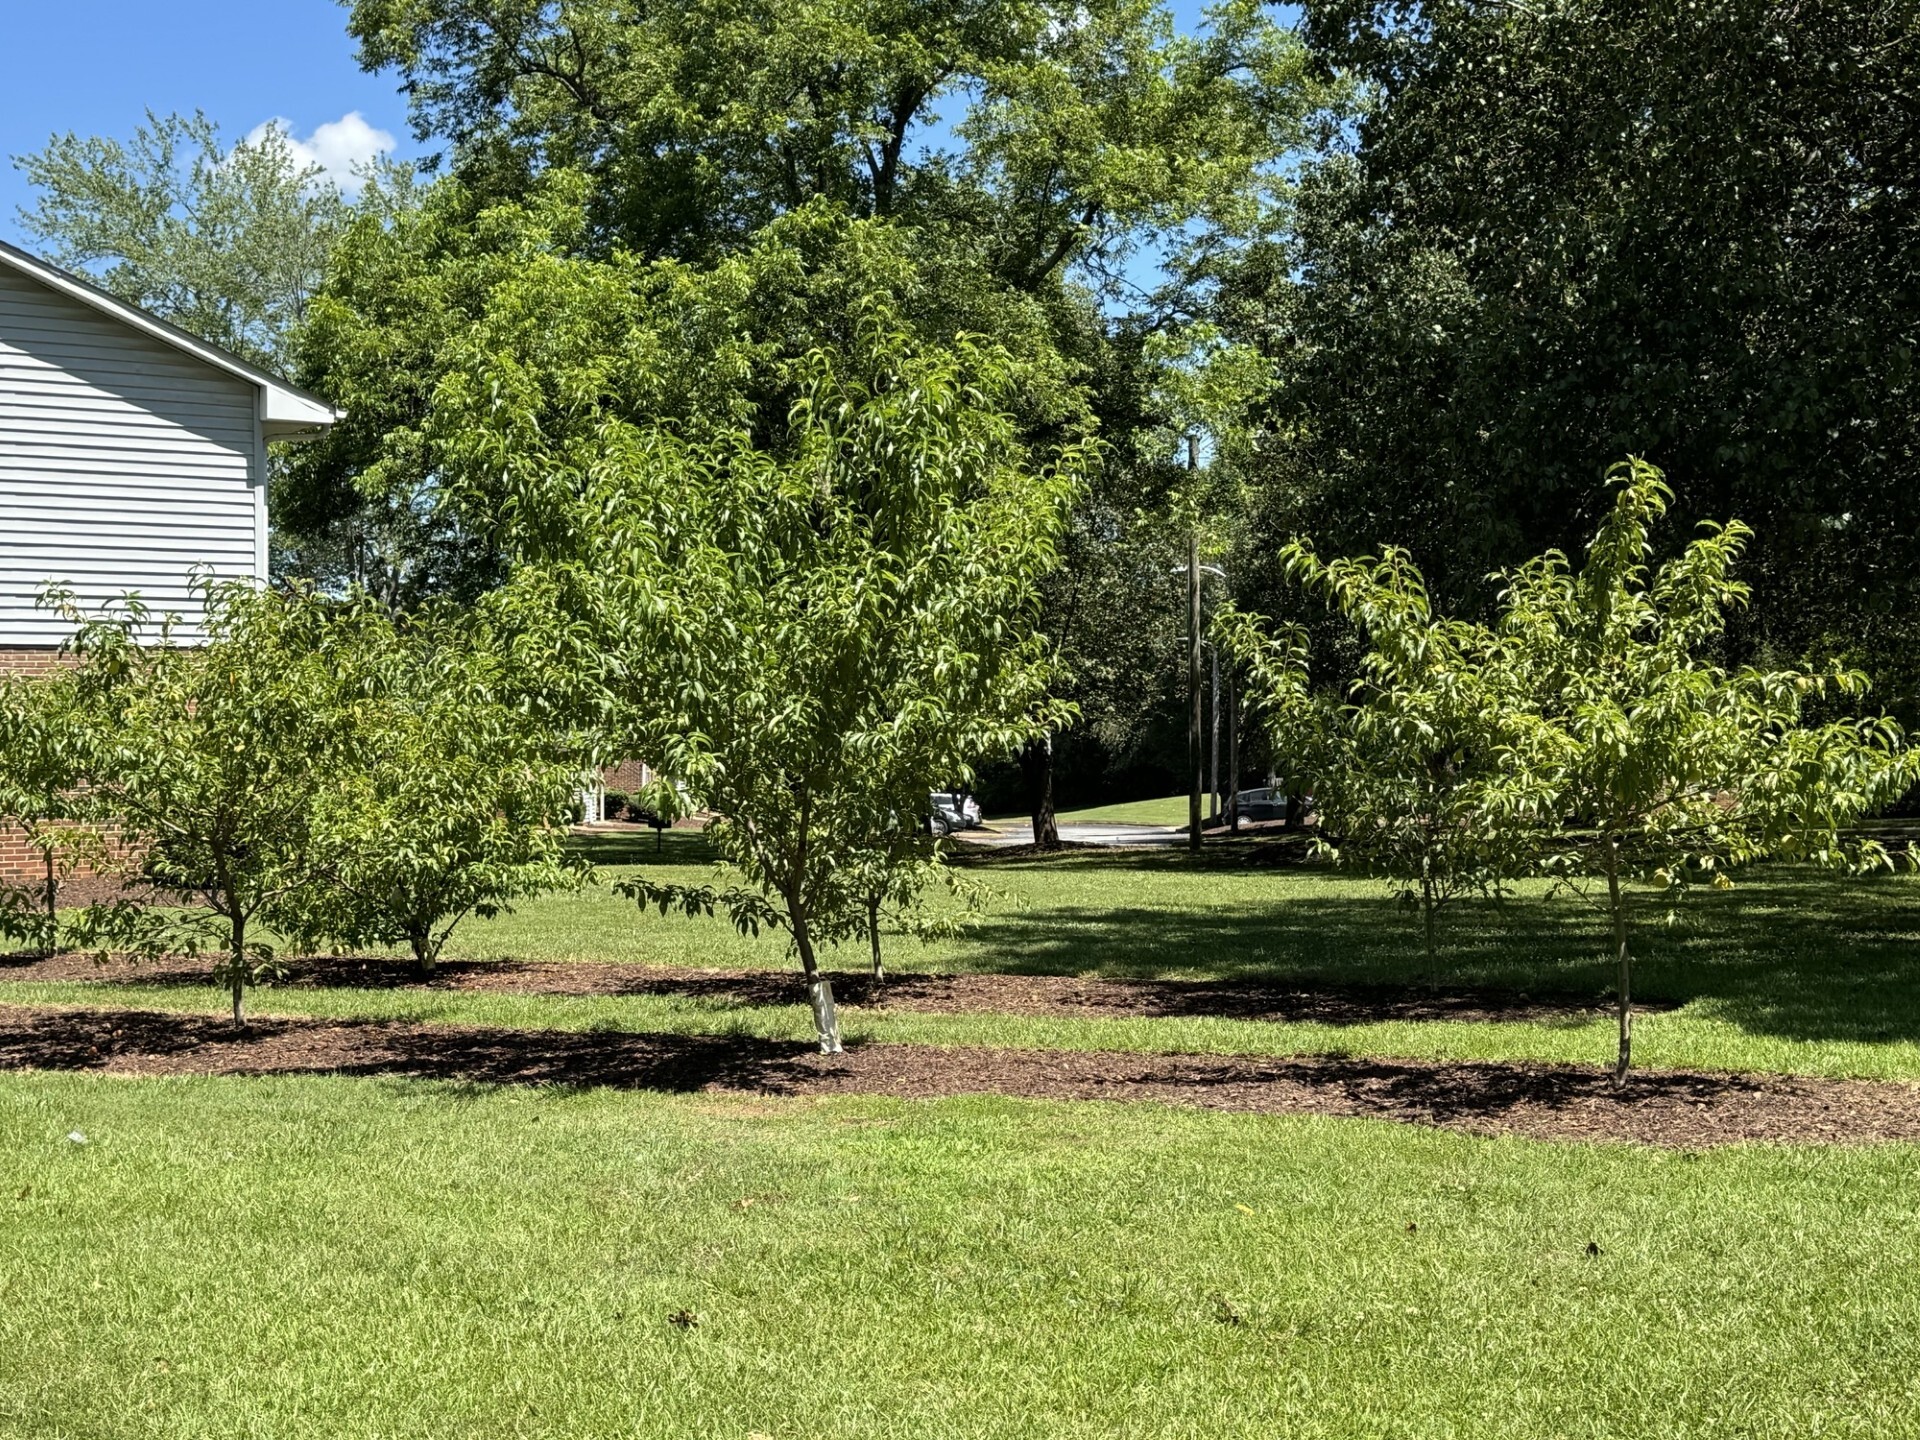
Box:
left=0, top=239, right=339, bottom=667
left=0, top=240, right=339, bottom=886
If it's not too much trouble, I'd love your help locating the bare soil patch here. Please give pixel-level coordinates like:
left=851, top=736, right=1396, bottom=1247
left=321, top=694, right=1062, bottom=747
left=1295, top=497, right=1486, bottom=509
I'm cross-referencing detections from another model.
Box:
left=0, top=1004, right=1910, bottom=1147
left=0, top=952, right=1644, bottom=1027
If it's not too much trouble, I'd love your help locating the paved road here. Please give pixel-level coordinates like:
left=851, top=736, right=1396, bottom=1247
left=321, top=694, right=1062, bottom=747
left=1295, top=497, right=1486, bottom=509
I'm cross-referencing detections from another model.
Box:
left=965, top=822, right=1188, bottom=849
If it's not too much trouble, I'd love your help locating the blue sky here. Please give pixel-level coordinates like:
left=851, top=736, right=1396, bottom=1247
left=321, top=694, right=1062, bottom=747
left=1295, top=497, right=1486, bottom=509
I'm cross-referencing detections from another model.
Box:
left=0, top=0, right=412, bottom=243
left=1, top=0, right=1231, bottom=247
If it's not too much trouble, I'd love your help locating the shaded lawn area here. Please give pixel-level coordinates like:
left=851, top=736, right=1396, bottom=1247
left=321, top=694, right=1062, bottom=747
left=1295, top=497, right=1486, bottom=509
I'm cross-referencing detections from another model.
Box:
left=4, top=1073, right=1919, bottom=1440
left=9, top=834, right=1920, bottom=1078
left=448, top=834, right=1920, bottom=1058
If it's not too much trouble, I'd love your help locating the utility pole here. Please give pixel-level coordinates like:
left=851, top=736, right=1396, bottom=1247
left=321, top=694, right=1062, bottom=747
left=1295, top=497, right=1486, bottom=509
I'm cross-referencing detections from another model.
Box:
left=1187, top=436, right=1203, bottom=853
left=1209, top=640, right=1221, bottom=823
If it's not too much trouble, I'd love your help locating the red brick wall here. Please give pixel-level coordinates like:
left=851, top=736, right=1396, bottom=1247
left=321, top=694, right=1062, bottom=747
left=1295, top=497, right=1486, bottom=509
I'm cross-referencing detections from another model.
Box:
left=602, top=760, right=654, bottom=793
left=0, top=647, right=74, bottom=677
left=0, top=828, right=43, bottom=883
left=0, top=824, right=139, bottom=893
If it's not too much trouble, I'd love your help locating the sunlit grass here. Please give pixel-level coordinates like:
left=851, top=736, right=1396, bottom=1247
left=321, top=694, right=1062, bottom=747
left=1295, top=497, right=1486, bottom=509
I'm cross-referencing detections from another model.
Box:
left=986, top=793, right=1193, bottom=827
left=3, top=1073, right=1917, bottom=1439
left=12, top=835, right=1920, bottom=1077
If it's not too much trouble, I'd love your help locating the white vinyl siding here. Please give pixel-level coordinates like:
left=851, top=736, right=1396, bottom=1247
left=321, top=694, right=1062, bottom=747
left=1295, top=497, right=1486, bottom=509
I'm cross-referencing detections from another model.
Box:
left=0, top=265, right=263, bottom=644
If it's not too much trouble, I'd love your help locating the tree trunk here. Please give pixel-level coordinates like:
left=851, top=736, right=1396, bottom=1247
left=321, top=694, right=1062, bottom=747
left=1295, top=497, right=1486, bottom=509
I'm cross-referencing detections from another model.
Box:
left=229, top=914, right=247, bottom=1028
left=1021, top=737, right=1059, bottom=850
left=867, top=897, right=884, bottom=986
left=1227, top=672, right=1240, bottom=835
left=1605, top=839, right=1632, bottom=1085
left=1422, top=874, right=1438, bottom=990
left=1209, top=639, right=1221, bottom=823
left=41, top=847, right=57, bottom=960
left=793, top=916, right=842, bottom=1055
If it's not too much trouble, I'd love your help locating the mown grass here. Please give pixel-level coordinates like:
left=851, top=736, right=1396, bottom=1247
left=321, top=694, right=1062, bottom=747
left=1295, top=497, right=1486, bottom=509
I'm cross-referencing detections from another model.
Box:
left=10, top=971, right=1920, bottom=1081
left=496, top=836, right=1920, bottom=1067
left=3, top=1073, right=1918, bottom=1439
left=987, top=793, right=1192, bottom=827
left=10, top=836, right=1920, bottom=1078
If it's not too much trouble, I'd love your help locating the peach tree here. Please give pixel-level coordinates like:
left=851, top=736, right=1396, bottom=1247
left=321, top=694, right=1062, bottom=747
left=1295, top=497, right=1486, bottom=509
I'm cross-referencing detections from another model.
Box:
left=1499, top=460, right=1913, bottom=1081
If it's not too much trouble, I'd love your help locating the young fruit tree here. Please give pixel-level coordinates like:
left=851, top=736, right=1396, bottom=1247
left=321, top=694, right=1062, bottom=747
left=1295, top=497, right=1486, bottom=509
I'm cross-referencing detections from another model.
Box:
left=1499, top=460, right=1914, bottom=1082
left=1219, top=544, right=1563, bottom=983
left=56, top=583, right=345, bottom=1024
left=285, top=610, right=588, bottom=973
left=612, top=336, right=1083, bottom=1050
left=0, top=670, right=107, bottom=957
left=844, top=816, right=991, bottom=989
left=459, top=304, right=1086, bottom=1052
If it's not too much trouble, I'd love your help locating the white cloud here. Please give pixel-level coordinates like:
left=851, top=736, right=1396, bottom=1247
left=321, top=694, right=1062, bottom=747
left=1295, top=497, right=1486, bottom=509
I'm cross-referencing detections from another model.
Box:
left=245, top=112, right=396, bottom=195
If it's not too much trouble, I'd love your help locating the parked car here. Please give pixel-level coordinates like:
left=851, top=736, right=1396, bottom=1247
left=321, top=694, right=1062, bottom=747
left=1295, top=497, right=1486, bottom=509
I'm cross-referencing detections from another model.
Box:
left=1236, top=787, right=1288, bottom=823
left=929, top=791, right=983, bottom=835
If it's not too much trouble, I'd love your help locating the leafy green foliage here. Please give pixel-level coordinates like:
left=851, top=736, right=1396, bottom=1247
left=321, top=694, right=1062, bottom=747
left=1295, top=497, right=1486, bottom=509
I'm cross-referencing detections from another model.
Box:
left=344, top=0, right=1308, bottom=286
left=1498, top=460, right=1915, bottom=1077
left=307, top=1, right=1320, bottom=810
left=1223, top=459, right=1914, bottom=1077
left=1226, top=0, right=1920, bottom=701
left=601, top=335, right=1083, bottom=1044
left=11, top=110, right=355, bottom=368
left=1221, top=544, right=1559, bottom=978
left=53, top=584, right=359, bottom=1021
left=443, top=280, right=1087, bottom=1044
left=0, top=670, right=105, bottom=957
left=283, top=612, right=587, bottom=972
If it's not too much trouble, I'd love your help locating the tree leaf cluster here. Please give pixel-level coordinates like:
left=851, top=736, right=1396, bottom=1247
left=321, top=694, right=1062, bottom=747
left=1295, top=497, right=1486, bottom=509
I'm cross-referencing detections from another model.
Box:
left=1226, top=459, right=1916, bottom=1077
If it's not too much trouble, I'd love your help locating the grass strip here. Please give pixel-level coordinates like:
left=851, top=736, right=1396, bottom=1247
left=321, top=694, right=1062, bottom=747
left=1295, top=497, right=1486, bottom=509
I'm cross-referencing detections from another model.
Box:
left=8, top=977, right=1920, bottom=1080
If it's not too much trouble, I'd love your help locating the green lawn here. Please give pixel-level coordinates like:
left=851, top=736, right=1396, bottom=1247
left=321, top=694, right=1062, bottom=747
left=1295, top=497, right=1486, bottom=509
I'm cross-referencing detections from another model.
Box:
left=988, top=793, right=1192, bottom=827
left=4, top=1074, right=1919, bottom=1439
left=11, top=837, right=1920, bottom=1078
left=7, top=840, right=1920, bottom=1435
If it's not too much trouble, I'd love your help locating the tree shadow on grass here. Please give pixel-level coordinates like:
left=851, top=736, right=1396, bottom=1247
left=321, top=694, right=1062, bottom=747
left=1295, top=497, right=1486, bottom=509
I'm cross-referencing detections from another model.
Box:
left=10, top=1007, right=1916, bottom=1146
left=940, top=860, right=1920, bottom=1047
left=566, top=829, right=720, bottom=867
left=8, top=852, right=1916, bottom=1051
left=0, top=1008, right=824, bottom=1094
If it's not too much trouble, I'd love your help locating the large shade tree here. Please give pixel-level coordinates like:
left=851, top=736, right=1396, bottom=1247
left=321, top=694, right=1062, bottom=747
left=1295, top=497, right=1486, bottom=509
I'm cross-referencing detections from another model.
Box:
left=300, top=0, right=1321, bottom=824
left=1222, top=0, right=1920, bottom=704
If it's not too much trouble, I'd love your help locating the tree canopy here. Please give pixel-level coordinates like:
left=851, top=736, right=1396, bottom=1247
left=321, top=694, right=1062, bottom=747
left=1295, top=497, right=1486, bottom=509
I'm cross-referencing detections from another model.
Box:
left=1222, top=0, right=1920, bottom=704
left=13, top=110, right=355, bottom=370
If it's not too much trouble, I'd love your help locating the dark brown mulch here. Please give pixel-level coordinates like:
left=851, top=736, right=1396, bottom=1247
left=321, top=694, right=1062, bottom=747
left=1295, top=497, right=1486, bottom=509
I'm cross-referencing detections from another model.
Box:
left=0, top=952, right=1645, bottom=1027
left=1, top=1003, right=1913, bottom=1147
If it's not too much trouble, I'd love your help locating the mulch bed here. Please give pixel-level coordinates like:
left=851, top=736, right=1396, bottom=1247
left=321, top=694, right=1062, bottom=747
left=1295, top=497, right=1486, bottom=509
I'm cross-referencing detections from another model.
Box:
left=0, top=952, right=1651, bottom=1027
left=0, top=1003, right=1913, bottom=1147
